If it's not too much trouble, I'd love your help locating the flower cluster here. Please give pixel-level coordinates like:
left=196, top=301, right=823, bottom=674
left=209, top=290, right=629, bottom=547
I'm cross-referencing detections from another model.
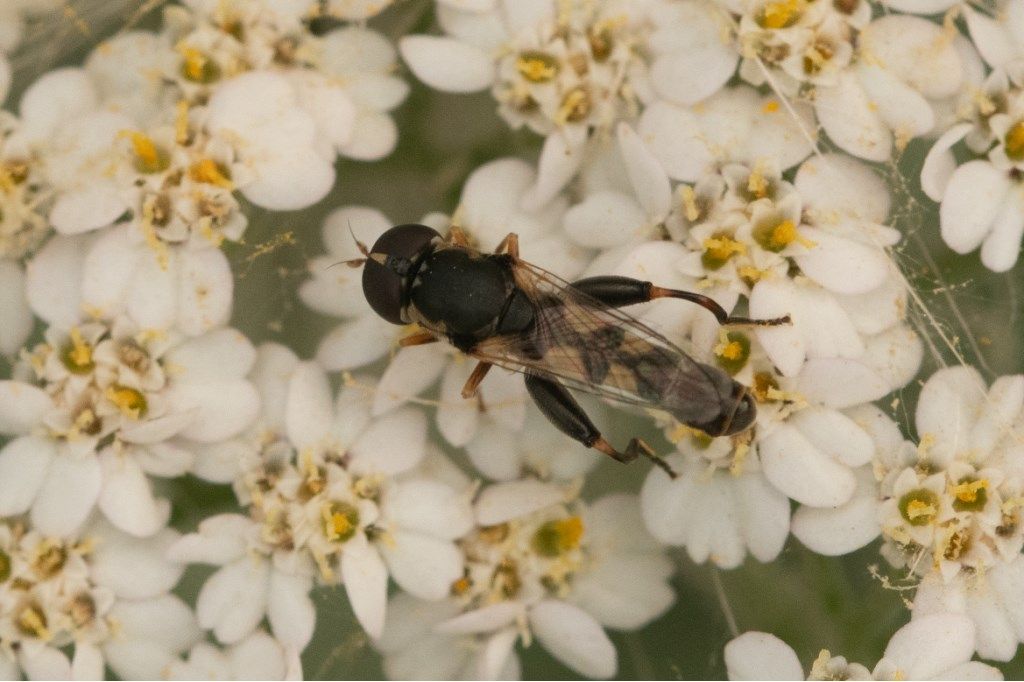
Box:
left=1, top=0, right=1023, bottom=679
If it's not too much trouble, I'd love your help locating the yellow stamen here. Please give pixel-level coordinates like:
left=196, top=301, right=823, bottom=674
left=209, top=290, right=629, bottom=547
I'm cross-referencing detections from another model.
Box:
left=747, top=167, right=769, bottom=198
left=906, top=499, right=936, bottom=521
left=755, top=219, right=798, bottom=252
left=532, top=516, right=584, bottom=557
left=17, top=606, right=50, bottom=640
left=557, top=87, right=591, bottom=124
left=180, top=46, right=221, bottom=83
left=516, top=51, right=560, bottom=83
left=758, top=0, right=804, bottom=28
left=61, top=327, right=95, bottom=374
left=1005, top=121, right=1024, bottom=161
left=322, top=501, right=360, bottom=543
left=761, top=100, right=780, bottom=114
left=175, top=100, right=191, bottom=145
left=680, top=185, right=701, bottom=221
left=105, top=384, right=148, bottom=419
left=954, top=478, right=987, bottom=504
left=702, top=234, right=746, bottom=269
left=120, top=131, right=169, bottom=174
left=721, top=341, right=743, bottom=360
left=189, top=158, right=234, bottom=189
left=451, top=576, right=472, bottom=596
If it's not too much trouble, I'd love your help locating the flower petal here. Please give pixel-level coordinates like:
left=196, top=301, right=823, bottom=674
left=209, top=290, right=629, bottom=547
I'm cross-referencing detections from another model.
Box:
left=98, top=451, right=168, bottom=537
left=758, top=424, right=856, bottom=507
left=379, top=530, right=463, bottom=600
left=529, top=600, right=616, bottom=679
left=268, top=571, right=315, bottom=649
left=197, top=559, right=270, bottom=644
left=475, top=480, right=564, bottom=525
left=31, top=452, right=102, bottom=537
left=0, top=382, right=53, bottom=435
left=399, top=36, right=494, bottom=93
left=940, top=161, right=1013, bottom=255
left=176, top=249, right=234, bottom=336
left=350, top=406, right=427, bottom=475
left=0, top=436, right=54, bottom=516
left=341, top=539, right=388, bottom=639
left=724, top=632, right=804, bottom=680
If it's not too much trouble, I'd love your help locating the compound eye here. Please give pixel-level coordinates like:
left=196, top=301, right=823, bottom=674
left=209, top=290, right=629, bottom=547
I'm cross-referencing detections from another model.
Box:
left=362, top=223, right=441, bottom=325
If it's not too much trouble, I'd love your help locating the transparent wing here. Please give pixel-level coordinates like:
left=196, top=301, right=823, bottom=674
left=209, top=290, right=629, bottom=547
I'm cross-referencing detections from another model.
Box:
left=471, top=260, right=724, bottom=422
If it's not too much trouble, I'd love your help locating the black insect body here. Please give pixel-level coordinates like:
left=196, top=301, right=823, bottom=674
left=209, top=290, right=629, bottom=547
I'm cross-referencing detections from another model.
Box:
left=353, top=223, right=790, bottom=478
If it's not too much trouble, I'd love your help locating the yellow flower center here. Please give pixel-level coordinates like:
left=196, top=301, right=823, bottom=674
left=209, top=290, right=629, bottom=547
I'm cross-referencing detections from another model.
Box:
left=121, top=131, right=171, bottom=174
left=702, top=234, right=746, bottom=270
left=180, top=47, right=221, bottom=83
left=754, top=219, right=798, bottom=252
left=450, top=575, right=472, bottom=596
left=1005, top=121, right=1024, bottom=161
left=517, top=51, right=560, bottom=82
left=899, top=488, right=939, bottom=526
left=953, top=477, right=988, bottom=512
left=106, top=385, right=148, bottom=420
left=532, top=516, right=584, bottom=557
left=189, top=158, right=234, bottom=189
left=0, top=549, right=9, bottom=582
left=60, top=328, right=95, bottom=374
left=752, top=371, right=780, bottom=402
left=714, top=331, right=751, bottom=375
left=323, top=501, right=360, bottom=543
left=70, top=593, right=97, bottom=628
left=17, top=605, right=50, bottom=640
left=33, top=541, right=67, bottom=579
left=758, top=0, right=804, bottom=28
left=557, top=87, right=591, bottom=124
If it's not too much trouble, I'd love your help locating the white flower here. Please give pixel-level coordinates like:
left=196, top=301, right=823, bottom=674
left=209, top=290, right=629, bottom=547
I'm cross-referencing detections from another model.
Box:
left=376, top=592, right=521, bottom=680
left=922, top=71, right=1024, bottom=272
left=399, top=487, right=675, bottom=680
left=877, top=367, right=1024, bottom=579
left=962, top=2, right=1024, bottom=85
left=0, top=259, right=32, bottom=356
left=172, top=355, right=473, bottom=646
left=0, top=112, right=51, bottom=260
left=166, top=630, right=303, bottom=680
left=0, top=517, right=199, bottom=681
left=637, top=85, right=815, bottom=184
left=27, top=227, right=234, bottom=337
left=204, top=70, right=337, bottom=210
left=0, top=318, right=259, bottom=537
left=724, top=615, right=1002, bottom=680
left=913, top=557, right=1024, bottom=663
left=464, top=401, right=602, bottom=481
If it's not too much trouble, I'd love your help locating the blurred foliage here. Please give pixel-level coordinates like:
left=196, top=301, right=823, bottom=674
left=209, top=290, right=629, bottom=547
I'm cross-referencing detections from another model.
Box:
left=7, top=0, right=1024, bottom=679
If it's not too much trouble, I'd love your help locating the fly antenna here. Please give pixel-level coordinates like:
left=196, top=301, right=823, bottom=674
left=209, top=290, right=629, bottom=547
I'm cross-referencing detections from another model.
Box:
left=325, top=221, right=373, bottom=270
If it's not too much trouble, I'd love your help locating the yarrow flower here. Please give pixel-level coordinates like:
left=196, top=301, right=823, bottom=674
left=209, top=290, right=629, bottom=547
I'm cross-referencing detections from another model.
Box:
left=377, top=485, right=674, bottom=679
left=170, top=350, right=473, bottom=649
left=0, top=517, right=197, bottom=680
left=724, top=615, right=1003, bottom=680
left=0, top=318, right=259, bottom=537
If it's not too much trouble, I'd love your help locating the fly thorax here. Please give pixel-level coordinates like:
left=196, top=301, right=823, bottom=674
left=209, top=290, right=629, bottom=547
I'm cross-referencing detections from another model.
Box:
left=408, top=249, right=510, bottom=338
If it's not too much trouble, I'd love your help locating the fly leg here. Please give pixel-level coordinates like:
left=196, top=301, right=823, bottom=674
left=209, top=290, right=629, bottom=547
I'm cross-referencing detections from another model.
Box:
left=494, top=232, right=520, bottom=258
left=399, top=330, right=438, bottom=347
left=524, top=373, right=678, bottom=479
left=571, top=276, right=791, bottom=326
left=461, top=361, right=493, bottom=399
left=448, top=225, right=471, bottom=246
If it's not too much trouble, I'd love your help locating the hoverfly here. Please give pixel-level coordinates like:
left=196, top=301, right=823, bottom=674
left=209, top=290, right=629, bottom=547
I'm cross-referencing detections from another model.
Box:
left=347, top=224, right=790, bottom=478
